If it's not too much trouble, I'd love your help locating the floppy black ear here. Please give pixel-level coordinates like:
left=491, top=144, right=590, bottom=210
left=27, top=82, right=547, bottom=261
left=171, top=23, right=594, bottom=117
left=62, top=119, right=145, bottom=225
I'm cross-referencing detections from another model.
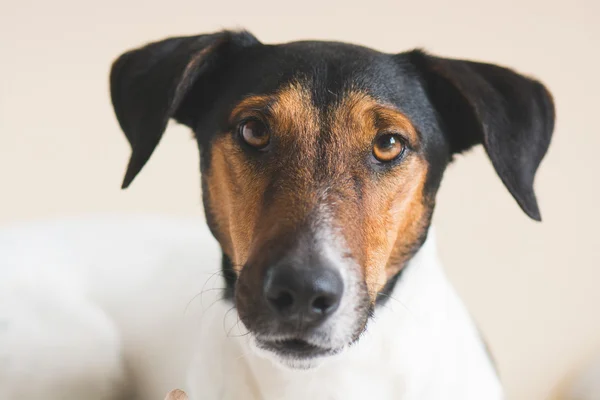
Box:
left=110, top=30, right=260, bottom=188
left=408, top=51, right=555, bottom=221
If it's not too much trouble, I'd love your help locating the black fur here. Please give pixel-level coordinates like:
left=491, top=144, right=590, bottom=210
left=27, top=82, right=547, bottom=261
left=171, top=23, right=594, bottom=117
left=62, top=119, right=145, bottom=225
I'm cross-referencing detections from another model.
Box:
left=221, top=252, right=237, bottom=300
left=110, top=31, right=259, bottom=188
left=407, top=50, right=555, bottom=220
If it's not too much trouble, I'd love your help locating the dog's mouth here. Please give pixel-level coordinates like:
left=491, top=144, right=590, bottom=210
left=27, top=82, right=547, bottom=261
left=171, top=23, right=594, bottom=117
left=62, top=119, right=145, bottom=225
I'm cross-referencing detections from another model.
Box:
left=255, top=337, right=338, bottom=359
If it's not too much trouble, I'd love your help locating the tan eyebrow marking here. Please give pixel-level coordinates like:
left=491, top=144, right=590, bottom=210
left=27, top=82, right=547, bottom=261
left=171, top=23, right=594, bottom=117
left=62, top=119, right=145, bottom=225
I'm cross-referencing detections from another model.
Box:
left=229, top=81, right=320, bottom=149
left=372, top=106, right=419, bottom=145
left=330, top=91, right=419, bottom=147
left=229, top=95, right=271, bottom=123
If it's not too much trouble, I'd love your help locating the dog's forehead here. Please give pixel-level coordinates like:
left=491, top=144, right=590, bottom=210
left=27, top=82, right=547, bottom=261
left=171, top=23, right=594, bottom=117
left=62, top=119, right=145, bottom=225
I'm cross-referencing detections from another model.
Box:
left=227, top=41, right=419, bottom=108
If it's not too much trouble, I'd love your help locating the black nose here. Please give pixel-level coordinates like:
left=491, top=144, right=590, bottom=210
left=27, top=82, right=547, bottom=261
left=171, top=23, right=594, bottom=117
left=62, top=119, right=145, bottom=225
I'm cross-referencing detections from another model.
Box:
left=264, top=263, right=343, bottom=326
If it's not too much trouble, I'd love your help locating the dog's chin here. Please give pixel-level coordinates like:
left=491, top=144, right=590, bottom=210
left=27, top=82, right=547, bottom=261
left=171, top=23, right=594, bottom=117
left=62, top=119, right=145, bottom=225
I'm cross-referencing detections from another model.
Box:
left=249, top=336, right=343, bottom=370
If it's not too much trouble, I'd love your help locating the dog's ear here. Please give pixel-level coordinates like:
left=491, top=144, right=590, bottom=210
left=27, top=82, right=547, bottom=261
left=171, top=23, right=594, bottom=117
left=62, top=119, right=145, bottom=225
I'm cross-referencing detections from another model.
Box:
left=110, top=30, right=260, bottom=188
left=408, top=51, right=555, bottom=221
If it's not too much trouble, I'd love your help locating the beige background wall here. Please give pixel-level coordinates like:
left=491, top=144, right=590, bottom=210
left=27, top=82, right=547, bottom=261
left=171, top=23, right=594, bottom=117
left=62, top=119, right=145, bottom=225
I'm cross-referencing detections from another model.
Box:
left=1, top=0, right=598, bottom=398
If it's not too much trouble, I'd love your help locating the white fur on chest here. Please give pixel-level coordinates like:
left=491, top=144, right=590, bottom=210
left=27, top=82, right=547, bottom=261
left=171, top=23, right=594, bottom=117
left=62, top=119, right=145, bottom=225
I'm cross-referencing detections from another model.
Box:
left=187, top=230, right=503, bottom=400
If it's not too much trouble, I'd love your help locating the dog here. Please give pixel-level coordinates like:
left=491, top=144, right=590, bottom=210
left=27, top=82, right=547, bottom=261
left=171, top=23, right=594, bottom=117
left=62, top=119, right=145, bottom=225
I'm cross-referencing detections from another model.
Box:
left=0, top=30, right=554, bottom=400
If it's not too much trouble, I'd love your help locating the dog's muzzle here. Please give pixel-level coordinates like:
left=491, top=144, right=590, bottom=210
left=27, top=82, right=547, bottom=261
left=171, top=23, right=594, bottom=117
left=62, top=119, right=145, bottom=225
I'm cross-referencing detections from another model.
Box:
left=235, top=233, right=367, bottom=366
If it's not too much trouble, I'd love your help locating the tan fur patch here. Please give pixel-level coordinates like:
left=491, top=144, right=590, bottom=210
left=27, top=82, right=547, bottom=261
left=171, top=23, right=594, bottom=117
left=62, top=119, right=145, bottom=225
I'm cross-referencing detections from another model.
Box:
left=207, top=82, right=321, bottom=269
left=328, top=91, right=429, bottom=299
left=352, top=161, right=429, bottom=299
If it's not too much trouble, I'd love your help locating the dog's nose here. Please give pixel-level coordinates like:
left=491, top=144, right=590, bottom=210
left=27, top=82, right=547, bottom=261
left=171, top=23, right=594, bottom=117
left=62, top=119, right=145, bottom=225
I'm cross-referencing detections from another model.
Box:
left=263, top=263, right=343, bottom=325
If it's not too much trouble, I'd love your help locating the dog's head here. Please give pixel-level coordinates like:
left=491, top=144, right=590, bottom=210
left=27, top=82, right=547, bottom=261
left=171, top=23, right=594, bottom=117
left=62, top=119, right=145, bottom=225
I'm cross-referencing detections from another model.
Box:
left=110, top=31, right=554, bottom=368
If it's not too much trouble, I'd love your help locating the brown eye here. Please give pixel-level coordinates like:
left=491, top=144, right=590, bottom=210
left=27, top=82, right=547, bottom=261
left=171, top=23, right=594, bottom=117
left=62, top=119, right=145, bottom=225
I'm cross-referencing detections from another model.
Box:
left=372, top=133, right=405, bottom=162
left=239, top=119, right=270, bottom=149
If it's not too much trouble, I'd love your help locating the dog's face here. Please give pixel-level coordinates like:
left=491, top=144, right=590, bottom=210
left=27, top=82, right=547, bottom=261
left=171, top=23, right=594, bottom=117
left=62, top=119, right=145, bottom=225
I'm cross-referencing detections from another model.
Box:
left=206, top=80, right=434, bottom=364
left=110, top=31, right=554, bottom=368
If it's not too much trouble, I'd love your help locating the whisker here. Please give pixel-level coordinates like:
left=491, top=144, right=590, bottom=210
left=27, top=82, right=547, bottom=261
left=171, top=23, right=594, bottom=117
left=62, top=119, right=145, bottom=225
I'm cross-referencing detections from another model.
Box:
left=226, top=313, right=245, bottom=338
left=231, top=314, right=253, bottom=338
left=376, top=292, right=422, bottom=324
left=184, top=286, right=226, bottom=316
left=199, top=270, right=227, bottom=277
left=186, top=269, right=228, bottom=313
left=222, top=305, right=238, bottom=335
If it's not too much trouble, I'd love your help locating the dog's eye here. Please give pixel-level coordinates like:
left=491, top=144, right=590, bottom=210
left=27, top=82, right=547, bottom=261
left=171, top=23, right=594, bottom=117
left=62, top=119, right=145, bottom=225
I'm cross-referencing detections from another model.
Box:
left=372, top=133, right=405, bottom=162
left=239, top=119, right=270, bottom=150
